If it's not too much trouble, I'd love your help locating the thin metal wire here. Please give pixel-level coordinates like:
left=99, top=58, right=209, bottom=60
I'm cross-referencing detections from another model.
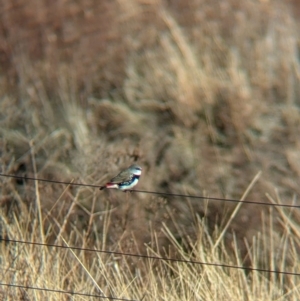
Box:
left=0, top=282, right=140, bottom=300
left=0, top=172, right=299, bottom=209
left=0, top=173, right=100, bottom=188
left=1, top=173, right=300, bottom=276
left=2, top=238, right=300, bottom=277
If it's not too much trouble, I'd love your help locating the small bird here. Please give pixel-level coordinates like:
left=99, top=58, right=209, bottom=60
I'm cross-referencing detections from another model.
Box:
left=99, top=164, right=142, bottom=191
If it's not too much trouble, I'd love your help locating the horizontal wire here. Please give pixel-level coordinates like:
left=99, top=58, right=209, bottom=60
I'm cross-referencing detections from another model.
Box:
left=2, top=238, right=300, bottom=277
left=0, top=172, right=299, bottom=209
left=0, top=282, right=139, bottom=301
left=1, top=174, right=300, bottom=276
left=133, top=189, right=299, bottom=209
left=0, top=173, right=100, bottom=188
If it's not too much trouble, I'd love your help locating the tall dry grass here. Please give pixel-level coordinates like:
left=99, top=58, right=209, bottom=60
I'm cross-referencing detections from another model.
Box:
left=0, top=0, right=300, bottom=300
left=0, top=183, right=299, bottom=300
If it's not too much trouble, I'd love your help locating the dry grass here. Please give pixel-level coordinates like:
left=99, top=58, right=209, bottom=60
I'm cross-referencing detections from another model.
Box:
left=0, top=0, right=300, bottom=299
left=0, top=189, right=299, bottom=300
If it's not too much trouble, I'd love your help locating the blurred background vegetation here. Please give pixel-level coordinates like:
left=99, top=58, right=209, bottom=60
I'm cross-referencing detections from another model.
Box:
left=0, top=0, right=300, bottom=299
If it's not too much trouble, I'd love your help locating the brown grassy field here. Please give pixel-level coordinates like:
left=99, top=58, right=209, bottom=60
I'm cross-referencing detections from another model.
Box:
left=0, top=0, right=300, bottom=300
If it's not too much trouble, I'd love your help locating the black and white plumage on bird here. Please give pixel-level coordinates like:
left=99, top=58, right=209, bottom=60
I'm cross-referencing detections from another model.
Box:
left=99, top=164, right=142, bottom=191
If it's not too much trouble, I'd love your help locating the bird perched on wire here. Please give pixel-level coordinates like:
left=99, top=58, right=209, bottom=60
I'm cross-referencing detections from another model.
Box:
left=99, top=164, right=142, bottom=191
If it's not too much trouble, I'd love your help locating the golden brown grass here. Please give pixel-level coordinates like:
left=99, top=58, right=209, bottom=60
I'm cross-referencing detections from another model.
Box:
left=0, top=185, right=300, bottom=301
left=0, top=0, right=300, bottom=300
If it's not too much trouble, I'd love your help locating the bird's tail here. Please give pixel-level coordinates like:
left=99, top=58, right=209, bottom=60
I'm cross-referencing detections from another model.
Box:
left=99, top=183, right=118, bottom=190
